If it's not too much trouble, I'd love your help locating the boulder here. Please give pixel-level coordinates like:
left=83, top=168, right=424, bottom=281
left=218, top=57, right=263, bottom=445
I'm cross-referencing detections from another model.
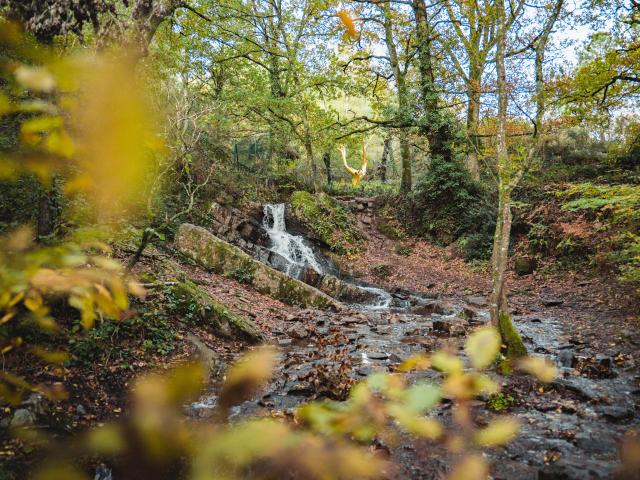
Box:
left=514, top=256, right=536, bottom=276
left=10, top=408, right=35, bottom=428
left=186, top=333, right=222, bottom=373
left=169, top=281, right=264, bottom=343
left=316, top=274, right=378, bottom=304
left=411, top=300, right=456, bottom=316
left=175, top=224, right=340, bottom=311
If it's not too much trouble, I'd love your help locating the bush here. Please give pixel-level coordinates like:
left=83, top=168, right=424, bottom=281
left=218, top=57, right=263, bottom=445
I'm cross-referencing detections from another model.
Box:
left=372, top=264, right=391, bottom=278
left=413, top=156, right=495, bottom=259
left=290, top=191, right=364, bottom=255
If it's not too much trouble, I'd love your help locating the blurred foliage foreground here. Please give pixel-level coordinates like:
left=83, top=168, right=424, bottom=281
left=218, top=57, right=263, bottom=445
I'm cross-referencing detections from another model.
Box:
left=0, top=20, right=634, bottom=480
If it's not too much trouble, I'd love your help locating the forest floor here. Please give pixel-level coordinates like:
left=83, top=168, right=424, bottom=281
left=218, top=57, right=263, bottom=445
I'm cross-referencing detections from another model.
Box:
left=2, top=203, right=640, bottom=479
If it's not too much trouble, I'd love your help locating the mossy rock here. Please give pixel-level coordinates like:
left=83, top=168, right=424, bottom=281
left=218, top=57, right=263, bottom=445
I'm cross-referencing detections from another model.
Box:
left=168, top=280, right=264, bottom=343
left=290, top=191, right=364, bottom=255
left=175, top=224, right=340, bottom=310
left=514, top=256, right=536, bottom=276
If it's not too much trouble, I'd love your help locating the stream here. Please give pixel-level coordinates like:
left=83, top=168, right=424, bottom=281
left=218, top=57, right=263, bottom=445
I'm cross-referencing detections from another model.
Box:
left=188, top=204, right=639, bottom=479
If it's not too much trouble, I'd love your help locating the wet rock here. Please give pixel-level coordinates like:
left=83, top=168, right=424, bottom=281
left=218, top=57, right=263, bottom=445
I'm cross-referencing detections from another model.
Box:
left=187, top=333, right=221, bottom=373
left=94, top=463, right=113, bottom=480
left=596, top=405, right=634, bottom=421
left=595, top=354, right=612, bottom=369
left=287, top=383, right=315, bottom=397
left=538, top=457, right=614, bottom=479
left=367, top=352, right=389, bottom=360
left=342, top=315, right=365, bottom=324
left=462, top=305, right=480, bottom=320
left=22, top=393, right=47, bottom=416
left=277, top=338, right=293, bottom=346
left=411, top=300, right=456, bottom=316
left=552, top=377, right=604, bottom=401
left=541, top=297, right=564, bottom=307
left=465, top=296, right=488, bottom=307
left=574, top=432, right=618, bottom=454
left=492, top=461, right=539, bottom=480
left=10, top=408, right=35, bottom=428
left=557, top=350, right=575, bottom=368
left=288, top=324, right=309, bottom=339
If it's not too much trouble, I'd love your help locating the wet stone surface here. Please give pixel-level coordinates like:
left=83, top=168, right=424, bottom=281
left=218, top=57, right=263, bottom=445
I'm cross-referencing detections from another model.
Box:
left=187, top=288, right=638, bottom=478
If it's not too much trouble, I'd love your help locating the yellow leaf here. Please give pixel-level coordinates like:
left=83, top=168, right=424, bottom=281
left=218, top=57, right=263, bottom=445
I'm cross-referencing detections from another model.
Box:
left=389, top=405, right=443, bottom=439
left=218, top=347, right=277, bottom=413
left=397, top=353, right=430, bottom=372
left=14, top=66, right=56, bottom=93
left=44, top=129, right=75, bottom=158
left=0, top=93, right=9, bottom=115
left=447, top=454, right=488, bottom=480
left=474, top=418, right=520, bottom=447
left=465, top=327, right=500, bottom=369
left=337, top=10, right=358, bottom=40
left=518, top=356, right=558, bottom=383
left=86, top=424, right=125, bottom=455
left=24, top=291, right=43, bottom=311
left=431, top=351, right=464, bottom=376
left=30, top=346, right=69, bottom=364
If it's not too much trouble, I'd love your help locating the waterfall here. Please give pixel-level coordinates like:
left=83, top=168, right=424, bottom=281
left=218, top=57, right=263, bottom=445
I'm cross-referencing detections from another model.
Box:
left=262, top=203, right=392, bottom=311
left=263, top=204, right=323, bottom=275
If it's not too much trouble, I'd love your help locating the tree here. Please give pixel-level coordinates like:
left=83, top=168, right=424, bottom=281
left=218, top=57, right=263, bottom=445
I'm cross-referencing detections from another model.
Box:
left=560, top=0, right=639, bottom=126
left=440, top=0, right=526, bottom=179
left=0, top=0, right=193, bottom=58
left=488, top=0, right=567, bottom=358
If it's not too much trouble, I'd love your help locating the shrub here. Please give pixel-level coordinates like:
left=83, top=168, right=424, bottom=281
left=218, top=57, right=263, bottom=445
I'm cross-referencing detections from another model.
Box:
left=372, top=263, right=391, bottom=278
left=558, top=182, right=640, bottom=294
left=395, top=244, right=413, bottom=256
left=413, top=156, right=495, bottom=258
left=290, top=191, right=364, bottom=255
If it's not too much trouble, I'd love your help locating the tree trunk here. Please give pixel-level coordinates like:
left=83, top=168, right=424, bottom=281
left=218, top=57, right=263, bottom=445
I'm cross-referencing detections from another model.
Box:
left=37, top=176, right=61, bottom=240
left=322, top=151, right=332, bottom=186
left=303, top=136, right=318, bottom=192
left=383, top=2, right=412, bottom=193
left=490, top=0, right=526, bottom=359
left=399, top=135, right=412, bottom=193
left=378, top=137, right=390, bottom=182
left=413, top=0, right=454, bottom=162
left=466, top=60, right=482, bottom=180
left=489, top=188, right=526, bottom=358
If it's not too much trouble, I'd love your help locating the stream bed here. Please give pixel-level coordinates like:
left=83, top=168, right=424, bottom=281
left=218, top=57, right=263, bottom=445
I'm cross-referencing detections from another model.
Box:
left=187, top=205, right=639, bottom=479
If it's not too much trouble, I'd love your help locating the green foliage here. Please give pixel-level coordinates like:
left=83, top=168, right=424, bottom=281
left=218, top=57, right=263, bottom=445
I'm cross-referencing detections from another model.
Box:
left=559, top=182, right=640, bottom=293
left=395, top=244, right=413, bottom=256
left=486, top=392, right=515, bottom=412
left=454, top=233, right=494, bottom=261
left=371, top=264, right=391, bottom=278
left=225, top=259, right=257, bottom=285
left=413, top=156, right=495, bottom=260
left=290, top=191, right=364, bottom=255
left=377, top=204, right=408, bottom=240
left=527, top=223, right=551, bottom=253
left=324, top=180, right=397, bottom=198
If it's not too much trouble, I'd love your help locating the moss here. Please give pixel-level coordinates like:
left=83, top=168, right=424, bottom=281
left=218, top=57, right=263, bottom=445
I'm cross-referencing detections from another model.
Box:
left=372, top=263, right=392, bottom=278
left=290, top=191, right=364, bottom=255
left=498, top=311, right=527, bottom=359
left=167, top=281, right=263, bottom=343
left=175, top=224, right=339, bottom=310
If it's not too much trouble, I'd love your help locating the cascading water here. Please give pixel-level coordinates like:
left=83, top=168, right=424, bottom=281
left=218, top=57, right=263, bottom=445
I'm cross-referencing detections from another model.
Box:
left=262, top=203, right=393, bottom=311
left=263, top=204, right=323, bottom=276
